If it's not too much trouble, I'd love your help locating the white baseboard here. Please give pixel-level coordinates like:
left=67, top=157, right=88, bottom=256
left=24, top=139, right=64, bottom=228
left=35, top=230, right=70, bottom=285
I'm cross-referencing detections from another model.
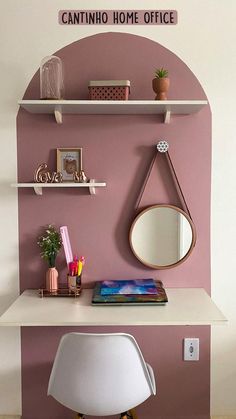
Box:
left=0, top=416, right=21, bottom=419
left=212, top=417, right=236, bottom=419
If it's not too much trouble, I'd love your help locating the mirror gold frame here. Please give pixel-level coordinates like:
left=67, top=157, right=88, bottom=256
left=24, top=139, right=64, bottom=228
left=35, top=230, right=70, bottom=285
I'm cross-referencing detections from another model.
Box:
left=129, top=204, right=196, bottom=269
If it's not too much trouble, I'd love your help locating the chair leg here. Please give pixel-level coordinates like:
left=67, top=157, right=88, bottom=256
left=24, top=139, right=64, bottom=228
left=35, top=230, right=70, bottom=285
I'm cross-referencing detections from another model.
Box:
left=77, top=414, right=85, bottom=419
left=120, top=412, right=128, bottom=419
left=128, top=408, right=138, bottom=419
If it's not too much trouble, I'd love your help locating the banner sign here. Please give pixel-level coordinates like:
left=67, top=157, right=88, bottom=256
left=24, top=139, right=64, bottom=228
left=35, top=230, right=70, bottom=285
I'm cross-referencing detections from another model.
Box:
left=59, top=10, right=177, bottom=25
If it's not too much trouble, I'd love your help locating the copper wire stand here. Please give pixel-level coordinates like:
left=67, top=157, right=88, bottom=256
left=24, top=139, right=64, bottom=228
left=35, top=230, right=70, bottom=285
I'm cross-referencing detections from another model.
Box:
left=39, top=284, right=81, bottom=298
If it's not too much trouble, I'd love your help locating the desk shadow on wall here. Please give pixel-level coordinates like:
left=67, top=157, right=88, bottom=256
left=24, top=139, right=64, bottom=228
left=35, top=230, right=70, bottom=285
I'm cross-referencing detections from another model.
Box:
left=21, top=325, right=210, bottom=419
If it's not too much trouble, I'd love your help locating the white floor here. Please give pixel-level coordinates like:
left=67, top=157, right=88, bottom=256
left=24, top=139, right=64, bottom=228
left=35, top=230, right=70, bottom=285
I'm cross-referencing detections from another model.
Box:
left=1, top=416, right=236, bottom=419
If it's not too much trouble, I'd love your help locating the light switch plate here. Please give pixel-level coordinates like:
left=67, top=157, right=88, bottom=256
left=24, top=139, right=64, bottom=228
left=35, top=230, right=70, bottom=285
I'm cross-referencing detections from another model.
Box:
left=184, top=338, right=199, bottom=361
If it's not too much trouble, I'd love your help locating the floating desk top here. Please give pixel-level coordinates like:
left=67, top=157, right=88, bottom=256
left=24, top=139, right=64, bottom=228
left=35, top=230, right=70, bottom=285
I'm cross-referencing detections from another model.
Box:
left=0, top=288, right=226, bottom=327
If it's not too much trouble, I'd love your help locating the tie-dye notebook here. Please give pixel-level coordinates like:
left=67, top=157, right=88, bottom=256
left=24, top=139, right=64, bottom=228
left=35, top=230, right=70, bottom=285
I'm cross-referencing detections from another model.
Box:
left=92, top=279, right=168, bottom=305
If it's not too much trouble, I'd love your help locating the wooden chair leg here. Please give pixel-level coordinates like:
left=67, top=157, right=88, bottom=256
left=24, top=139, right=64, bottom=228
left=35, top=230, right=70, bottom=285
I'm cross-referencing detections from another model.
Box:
left=129, top=408, right=138, bottom=419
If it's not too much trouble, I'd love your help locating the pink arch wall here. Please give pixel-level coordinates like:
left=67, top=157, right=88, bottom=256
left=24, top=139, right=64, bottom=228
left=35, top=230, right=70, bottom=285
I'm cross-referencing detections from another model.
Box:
left=17, top=33, right=211, bottom=419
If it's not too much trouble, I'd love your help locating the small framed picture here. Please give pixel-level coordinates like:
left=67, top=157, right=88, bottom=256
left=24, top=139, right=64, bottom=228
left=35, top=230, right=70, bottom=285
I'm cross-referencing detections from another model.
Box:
left=57, top=148, right=82, bottom=182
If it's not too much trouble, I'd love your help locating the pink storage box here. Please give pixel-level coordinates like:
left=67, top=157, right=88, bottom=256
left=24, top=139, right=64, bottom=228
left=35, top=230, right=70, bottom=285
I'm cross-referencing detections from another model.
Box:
left=88, top=80, right=130, bottom=100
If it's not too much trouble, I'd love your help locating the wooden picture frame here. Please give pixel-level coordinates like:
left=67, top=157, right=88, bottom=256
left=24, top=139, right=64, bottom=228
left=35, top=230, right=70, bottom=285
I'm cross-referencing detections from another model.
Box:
left=57, top=148, right=82, bottom=182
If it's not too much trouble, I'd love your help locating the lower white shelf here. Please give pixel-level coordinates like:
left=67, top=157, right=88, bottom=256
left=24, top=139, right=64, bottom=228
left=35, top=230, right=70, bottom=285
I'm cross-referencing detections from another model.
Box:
left=11, top=180, right=106, bottom=195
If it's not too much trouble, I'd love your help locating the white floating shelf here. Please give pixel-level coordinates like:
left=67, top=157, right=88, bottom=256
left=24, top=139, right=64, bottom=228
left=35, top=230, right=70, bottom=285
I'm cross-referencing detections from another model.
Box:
left=11, top=180, right=106, bottom=195
left=19, top=99, right=208, bottom=124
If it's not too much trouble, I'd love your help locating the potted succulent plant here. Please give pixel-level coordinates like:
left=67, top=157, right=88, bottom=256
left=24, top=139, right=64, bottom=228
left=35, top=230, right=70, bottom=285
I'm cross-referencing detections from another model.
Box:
left=37, top=224, right=62, bottom=292
left=152, top=67, right=170, bottom=100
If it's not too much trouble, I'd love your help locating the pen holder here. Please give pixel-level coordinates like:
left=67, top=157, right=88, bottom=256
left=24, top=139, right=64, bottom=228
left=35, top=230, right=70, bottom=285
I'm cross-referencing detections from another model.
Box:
left=67, top=274, right=82, bottom=294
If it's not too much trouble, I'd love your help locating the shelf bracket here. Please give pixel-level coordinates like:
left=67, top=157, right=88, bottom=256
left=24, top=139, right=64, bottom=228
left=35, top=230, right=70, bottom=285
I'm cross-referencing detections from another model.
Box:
left=164, top=110, right=171, bottom=124
left=33, top=186, right=43, bottom=195
left=89, top=179, right=96, bottom=195
left=54, top=105, right=62, bottom=124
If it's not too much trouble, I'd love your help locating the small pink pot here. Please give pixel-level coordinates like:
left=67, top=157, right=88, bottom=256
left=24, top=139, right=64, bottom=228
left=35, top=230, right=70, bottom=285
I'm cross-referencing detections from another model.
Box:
left=46, top=267, right=58, bottom=293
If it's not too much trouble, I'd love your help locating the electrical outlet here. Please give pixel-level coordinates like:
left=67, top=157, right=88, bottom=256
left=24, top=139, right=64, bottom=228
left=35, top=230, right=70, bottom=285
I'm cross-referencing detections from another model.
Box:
left=184, top=338, right=199, bottom=361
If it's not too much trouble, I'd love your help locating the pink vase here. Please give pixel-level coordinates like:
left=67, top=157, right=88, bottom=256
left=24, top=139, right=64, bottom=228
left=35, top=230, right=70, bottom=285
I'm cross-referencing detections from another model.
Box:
left=46, top=267, right=58, bottom=293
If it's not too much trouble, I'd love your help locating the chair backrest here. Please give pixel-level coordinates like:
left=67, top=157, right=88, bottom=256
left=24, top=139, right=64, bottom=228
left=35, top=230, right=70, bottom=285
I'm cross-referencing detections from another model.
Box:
left=48, top=332, right=155, bottom=416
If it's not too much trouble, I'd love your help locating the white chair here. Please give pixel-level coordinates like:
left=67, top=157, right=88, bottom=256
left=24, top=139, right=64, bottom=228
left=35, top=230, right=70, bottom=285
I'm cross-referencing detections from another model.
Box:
left=48, top=332, right=156, bottom=418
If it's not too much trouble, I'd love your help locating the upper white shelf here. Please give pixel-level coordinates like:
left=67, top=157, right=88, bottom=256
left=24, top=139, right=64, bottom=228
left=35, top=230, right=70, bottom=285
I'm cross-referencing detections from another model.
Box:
left=0, top=288, right=226, bottom=327
left=18, top=99, right=208, bottom=124
left=11, top=180, right=106, bottom=195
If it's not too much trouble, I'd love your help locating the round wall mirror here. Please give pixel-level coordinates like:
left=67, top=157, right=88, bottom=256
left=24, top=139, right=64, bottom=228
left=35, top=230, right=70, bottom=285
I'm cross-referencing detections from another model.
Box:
left=129, top=204, right=196, bottom=269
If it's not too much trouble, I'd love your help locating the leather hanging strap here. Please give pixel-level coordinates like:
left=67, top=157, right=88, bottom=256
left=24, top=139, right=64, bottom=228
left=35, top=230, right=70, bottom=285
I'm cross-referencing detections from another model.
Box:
left=165, top=151, right=191, bottom=219
left=135, top=145, right=192, bottom=220
left=135, top=151, right=157, bottom=212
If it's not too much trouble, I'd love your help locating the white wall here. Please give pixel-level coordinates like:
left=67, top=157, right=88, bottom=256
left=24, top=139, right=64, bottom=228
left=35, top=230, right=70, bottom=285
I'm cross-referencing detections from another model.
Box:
left=0, top=0, right=235, bottom=415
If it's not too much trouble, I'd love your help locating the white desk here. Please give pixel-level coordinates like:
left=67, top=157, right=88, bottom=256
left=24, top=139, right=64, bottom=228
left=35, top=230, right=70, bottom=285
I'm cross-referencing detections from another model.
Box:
left=0, top=288, right=226, bottom=326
